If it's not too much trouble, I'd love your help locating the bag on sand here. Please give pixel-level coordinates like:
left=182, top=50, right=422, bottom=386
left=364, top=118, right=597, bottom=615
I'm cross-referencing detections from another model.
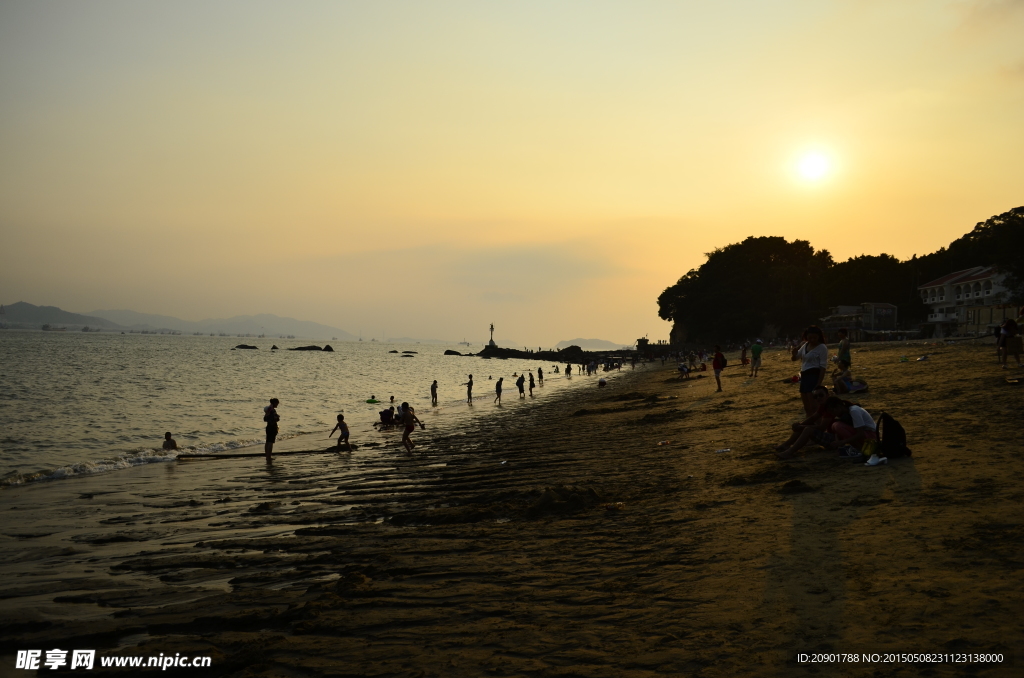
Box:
left=876, top=412, right=911, bottom=458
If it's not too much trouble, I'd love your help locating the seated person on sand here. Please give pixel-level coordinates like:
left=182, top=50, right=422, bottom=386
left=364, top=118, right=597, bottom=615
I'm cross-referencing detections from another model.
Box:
left=375, top=407, right=396, bottom=427
left=821, top=397, right=878, bottom=457
left=162, top=432, right=178, bottom=450
left=831, top=360, right=868, bottom=394
left=775, top=387, right=831, bottom=459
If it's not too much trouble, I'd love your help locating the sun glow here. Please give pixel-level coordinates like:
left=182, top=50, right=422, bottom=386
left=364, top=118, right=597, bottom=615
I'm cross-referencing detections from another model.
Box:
left=797, top=152, right=831, bottom=182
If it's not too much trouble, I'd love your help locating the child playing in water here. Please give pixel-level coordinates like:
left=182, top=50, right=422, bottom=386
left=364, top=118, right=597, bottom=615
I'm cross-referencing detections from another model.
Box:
left=329, top=414, right=350, bottom=451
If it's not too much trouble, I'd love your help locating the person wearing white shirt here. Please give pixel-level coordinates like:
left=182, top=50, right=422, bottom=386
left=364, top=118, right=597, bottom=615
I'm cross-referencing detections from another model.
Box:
left=791, top=325, right=829, bottom=417
left=824, top=397, right=879, bottom=459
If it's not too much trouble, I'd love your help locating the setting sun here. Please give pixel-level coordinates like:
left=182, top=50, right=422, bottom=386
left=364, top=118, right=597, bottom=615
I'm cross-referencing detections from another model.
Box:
left=797, top=152, right=831, bottom=182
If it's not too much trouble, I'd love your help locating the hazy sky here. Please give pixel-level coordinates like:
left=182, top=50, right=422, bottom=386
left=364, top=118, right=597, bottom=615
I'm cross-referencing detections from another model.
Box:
left=2, top=1, right=1022, bottom=345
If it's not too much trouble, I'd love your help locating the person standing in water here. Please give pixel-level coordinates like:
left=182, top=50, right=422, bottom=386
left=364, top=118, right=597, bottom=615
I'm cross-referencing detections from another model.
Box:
left=162, top=432, right=178, bottom=450
left=494, top=377, right=504, bottom=404
left=329, top=414, right=350, bottom=451
left=537, top=367, right=543, bottom=382
left=464, top=374, right=474, bottom=403
left=516, top=373, right=526, bottom=398
left=400, top=402, right=424, bottom=452
left=263, top=398, right=280, bottom=461
left=430, top=380, right=438, bottom=406
left=528, top=371, right=535, bottom=396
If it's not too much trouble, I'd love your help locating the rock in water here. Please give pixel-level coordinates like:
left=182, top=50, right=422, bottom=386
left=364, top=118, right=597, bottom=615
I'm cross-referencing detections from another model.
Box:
left=271, top=345, right=279, bottom=350
left=444, top=349, right=462, bottom=356
left=288, top=345, right=323, bottom=351
left=323, top=344, right=334, bottom=352
left=234, top=344, right=258, bottom=350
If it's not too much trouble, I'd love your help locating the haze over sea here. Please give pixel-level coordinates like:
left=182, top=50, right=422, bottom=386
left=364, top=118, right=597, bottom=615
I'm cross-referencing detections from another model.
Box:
left=0, top=332, right=614, bottom=487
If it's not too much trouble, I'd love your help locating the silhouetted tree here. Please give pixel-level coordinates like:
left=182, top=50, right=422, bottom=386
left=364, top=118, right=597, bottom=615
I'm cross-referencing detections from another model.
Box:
left=657, top=207, right=1023, bottom=343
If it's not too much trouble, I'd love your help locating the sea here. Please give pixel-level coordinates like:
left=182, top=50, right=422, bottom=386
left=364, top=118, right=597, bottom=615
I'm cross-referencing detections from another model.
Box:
left=0, top=331, right=614, bottom=488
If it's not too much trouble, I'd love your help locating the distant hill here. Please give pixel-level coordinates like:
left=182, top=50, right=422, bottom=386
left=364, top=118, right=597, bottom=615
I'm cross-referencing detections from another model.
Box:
left=0, top=302, right=121, bottom=330
left=87, top=309, right=357, bottom=340
left=556, top=338, right=635, bottom=351
left=0, top=302, right=357, bottom=340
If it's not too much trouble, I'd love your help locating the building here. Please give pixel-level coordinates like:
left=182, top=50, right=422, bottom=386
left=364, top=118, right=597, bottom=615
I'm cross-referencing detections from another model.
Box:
left=819, top=302, right=899, bottom=341
left=917, top=266, right=1014, bottom=338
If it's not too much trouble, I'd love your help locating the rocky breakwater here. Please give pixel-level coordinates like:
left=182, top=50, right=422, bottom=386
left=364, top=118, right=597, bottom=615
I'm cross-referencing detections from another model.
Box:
left=477, top=344, right=590, bottom=362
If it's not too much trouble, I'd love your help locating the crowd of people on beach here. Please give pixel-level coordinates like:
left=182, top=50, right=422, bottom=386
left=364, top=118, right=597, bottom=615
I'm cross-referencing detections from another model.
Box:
left=769, top=325, right=888, bottom=464
left=245, top=356, right=633, bottom=463
left=164, top=308, right=1022, bottom=467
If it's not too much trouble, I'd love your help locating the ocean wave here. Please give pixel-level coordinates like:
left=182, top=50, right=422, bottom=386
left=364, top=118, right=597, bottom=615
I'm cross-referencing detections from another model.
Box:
left=0, top=432, right=310, bottom=488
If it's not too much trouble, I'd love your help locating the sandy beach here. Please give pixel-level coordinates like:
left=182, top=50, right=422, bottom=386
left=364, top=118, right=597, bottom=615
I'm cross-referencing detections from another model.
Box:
left=2, top=342, right=1022, bottom=677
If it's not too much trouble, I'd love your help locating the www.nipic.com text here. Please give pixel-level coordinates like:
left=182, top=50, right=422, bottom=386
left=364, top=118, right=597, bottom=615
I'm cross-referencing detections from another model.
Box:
left=16, top=650, right=213, bottom=670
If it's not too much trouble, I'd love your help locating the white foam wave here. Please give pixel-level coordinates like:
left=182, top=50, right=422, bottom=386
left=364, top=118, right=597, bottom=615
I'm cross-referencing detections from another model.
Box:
left=0, top=432, right=309, bottom=488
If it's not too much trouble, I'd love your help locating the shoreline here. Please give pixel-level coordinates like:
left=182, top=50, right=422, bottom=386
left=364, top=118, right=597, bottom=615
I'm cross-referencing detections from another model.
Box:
left=2, top=344, right=1021, bottom=676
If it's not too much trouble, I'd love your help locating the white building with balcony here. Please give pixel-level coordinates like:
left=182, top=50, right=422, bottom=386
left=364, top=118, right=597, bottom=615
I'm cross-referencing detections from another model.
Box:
left=917, top=266, right=1012, bottom=337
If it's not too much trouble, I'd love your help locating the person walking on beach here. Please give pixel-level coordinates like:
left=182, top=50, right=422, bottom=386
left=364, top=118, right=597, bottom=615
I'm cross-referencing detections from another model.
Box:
left=263, top=398, right=280, bottom=461
left=712, top=346, right=726, bottom=392
left=836, top=328, right=852, bottom=367
left=750, top=339, right=763, bottom=377
left=430, top=380, right=438, bottom=406
left=464, top=374, right=474, bottom=403
left=494, top=377, right=504, bottom=404
left=792, top=326, right=829, bottom=417
left=329, top=414, right=350, bottom=451
left=400, top=402, right=424, bottom=452
left=528, top=371, right=535, bottom=395
left=162, top=432, right=178, bottom=450
left=516, top=374, right=526, bottom=398
left=998, top=318, right=1020, bottom=369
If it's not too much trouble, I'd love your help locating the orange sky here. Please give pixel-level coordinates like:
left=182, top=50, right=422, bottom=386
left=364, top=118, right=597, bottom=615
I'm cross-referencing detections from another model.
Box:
left=2, top=1, right=1022, bottom=345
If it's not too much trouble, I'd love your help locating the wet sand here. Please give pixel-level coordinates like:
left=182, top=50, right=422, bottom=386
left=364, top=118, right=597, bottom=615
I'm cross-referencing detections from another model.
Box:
left=1, top=344, right=1022, bottom=677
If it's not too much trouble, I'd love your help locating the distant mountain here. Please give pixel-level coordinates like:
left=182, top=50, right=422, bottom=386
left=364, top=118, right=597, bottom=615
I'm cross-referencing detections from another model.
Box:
left=0, top=302, right=357, bottom=340
left=0, top=302, right=121, bottom=330
left=87, top=309, right=357, bottom=340
left=556, top=338, right=635, bottom=351
left=83, top=309, right=194, bottom=332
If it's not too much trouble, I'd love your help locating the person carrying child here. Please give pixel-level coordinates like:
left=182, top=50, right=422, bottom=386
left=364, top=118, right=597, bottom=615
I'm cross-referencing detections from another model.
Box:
left=792, top=326, right=829, bottom=417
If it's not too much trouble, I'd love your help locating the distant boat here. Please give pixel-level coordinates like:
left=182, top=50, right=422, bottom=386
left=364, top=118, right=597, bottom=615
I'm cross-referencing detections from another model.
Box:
left=41, top=324, right=67, bottom=331
left=459, top=338, right=471, bottom=346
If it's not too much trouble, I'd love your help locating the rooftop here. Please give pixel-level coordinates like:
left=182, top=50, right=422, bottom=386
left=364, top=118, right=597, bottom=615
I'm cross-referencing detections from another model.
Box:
left=919, top=266, right=998, bottom=289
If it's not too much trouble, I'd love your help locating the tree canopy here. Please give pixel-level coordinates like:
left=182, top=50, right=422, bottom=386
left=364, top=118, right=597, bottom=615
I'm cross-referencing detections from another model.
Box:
left=657, top=207, right=1024, bottom=343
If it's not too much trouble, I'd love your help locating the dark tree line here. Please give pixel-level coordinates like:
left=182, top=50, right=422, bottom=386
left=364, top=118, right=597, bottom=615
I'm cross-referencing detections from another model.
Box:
left=657, top=207, right=1024, bottom=343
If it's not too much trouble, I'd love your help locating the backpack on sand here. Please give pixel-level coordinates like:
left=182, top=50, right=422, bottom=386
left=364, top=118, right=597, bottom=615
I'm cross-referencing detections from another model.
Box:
left=876, top=412, right=911, bottom=458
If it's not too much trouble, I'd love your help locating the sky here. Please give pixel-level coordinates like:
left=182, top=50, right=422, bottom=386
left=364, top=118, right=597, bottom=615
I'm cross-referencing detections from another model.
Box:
left=1, top=1, right=1022, bottom=346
